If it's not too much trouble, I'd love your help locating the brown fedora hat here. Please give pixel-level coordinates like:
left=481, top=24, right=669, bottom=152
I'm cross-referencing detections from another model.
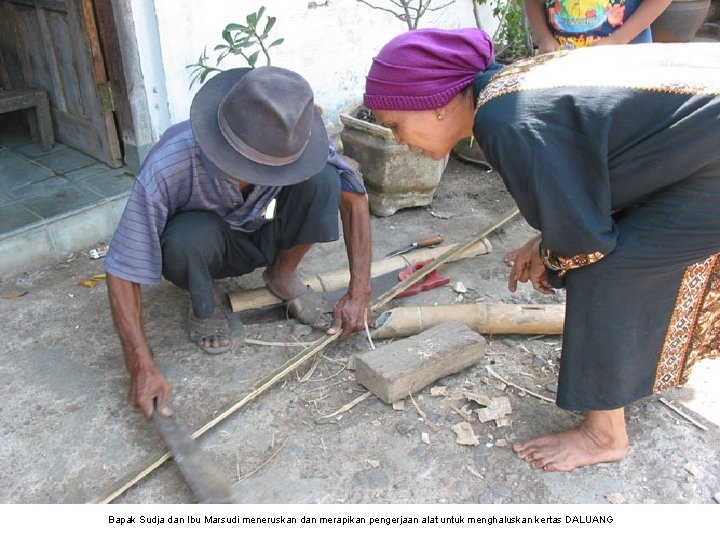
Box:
left=191, top=66, right=328, bottom=186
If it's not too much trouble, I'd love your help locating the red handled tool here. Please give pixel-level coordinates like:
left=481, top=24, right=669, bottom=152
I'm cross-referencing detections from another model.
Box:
left=395, top=259, right=450, bottom=298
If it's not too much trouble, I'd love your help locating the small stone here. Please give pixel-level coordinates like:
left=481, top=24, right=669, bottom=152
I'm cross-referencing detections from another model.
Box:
left=291, top=324, right=313, bottom=338
left=532, top=355, right=546, bottom=368
left=643, top=498, right=656, bottom=504
left=606, top=493, right=625, bottom=504
left=545, top=382, right=558, bottom=393
left=714, top=492, right=720, bottom=504
left=421, top=432, right=431, bottom=445
left=501, top=338, right=517, bottom=348
left=684, top=462, right=701, bottom=476
left=453, top=281, right=467, bottom=294
left=494, top=438, right=508, bottom=447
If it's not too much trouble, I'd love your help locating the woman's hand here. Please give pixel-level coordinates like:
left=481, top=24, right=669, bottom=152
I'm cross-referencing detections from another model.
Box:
left=506, top=235, right=555, bottom=295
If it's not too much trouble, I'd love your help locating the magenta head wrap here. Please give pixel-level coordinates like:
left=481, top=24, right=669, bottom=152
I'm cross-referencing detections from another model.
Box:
left=363, top=28, right=493, bottom=111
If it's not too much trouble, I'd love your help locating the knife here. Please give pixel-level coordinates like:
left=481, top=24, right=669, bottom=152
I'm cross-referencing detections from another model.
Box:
left=384, top=235, right=444, bottom=259
left=152, top=406, right=236, bottom=503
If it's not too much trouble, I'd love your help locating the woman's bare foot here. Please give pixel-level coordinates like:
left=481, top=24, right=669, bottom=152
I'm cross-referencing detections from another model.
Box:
left=512, top=409, right=629, bottom=472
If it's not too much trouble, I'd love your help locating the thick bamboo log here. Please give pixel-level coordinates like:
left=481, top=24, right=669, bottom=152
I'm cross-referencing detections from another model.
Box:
left=371, top=303, right=565, bottom=339
left=228, top=238, right=492, bottom=312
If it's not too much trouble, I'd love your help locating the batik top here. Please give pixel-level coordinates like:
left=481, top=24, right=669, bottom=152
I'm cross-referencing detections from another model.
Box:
left=472, top=44, right=720, bottom=273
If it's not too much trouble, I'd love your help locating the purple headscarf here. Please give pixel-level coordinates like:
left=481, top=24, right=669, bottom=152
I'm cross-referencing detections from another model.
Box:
left=364, top=28, right=494, bottom=111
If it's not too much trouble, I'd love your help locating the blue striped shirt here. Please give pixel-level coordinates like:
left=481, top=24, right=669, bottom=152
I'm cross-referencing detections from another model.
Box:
left=105, top=121, right=365, bottom=285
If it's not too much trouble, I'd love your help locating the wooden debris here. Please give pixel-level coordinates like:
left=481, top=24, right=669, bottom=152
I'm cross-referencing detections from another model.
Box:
left=486, top=365, right=555, bottom=404
left=409, top=394, right=439, bottom=431
left=318, top=391, right=372, bottom=419
left=476, top=396, right=512, bottom=423
left=392, top=400, right=405, bottom=411
left=451, top=422, right=479, bottom=446
left=495, top=417, right=513, bottom=428
left=461, top=390, right=492, bottom=407
left=659, top=397, right=708, bottom=431
left=430, top=386, right=449, bottom=397
left=352, top=320, right=486, bottom=404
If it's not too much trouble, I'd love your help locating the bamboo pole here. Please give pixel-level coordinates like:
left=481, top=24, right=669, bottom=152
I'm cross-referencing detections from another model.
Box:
left=371, top=303, right=565, bottom=339
left=228, top=238, right=492, bottom=312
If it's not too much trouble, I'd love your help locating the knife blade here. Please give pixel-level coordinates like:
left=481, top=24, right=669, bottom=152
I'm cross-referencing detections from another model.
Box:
left=152, top=409, right=236, bottom=503
left=384, top=235, right=444, bottom=259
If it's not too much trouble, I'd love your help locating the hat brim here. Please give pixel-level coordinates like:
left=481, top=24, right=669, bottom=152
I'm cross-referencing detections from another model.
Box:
left=190, top=68, right=328, bottom=187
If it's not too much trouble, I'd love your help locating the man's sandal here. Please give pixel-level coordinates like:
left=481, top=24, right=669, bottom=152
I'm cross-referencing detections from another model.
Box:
left=285, top=287, right=333, bottom=329
left=188, top=305, right=231, bottom=355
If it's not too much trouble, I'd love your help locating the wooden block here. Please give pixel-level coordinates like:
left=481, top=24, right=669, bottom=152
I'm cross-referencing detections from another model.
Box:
left=352, top=320, right=486, bottom=404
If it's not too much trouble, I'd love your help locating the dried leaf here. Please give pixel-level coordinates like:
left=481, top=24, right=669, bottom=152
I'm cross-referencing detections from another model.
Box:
left=79, top=280, right=97, bottom=288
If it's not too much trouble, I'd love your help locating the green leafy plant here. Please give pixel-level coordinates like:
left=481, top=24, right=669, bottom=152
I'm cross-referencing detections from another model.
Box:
left=475, top=0, right=533, bottom=61
left=356, top=0, right=455, bottom=31
left=186, top=6, right=284, bottom=88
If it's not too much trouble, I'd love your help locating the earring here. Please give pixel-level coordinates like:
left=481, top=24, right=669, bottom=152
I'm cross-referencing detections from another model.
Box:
left=436, top=107, right=446, bottom=120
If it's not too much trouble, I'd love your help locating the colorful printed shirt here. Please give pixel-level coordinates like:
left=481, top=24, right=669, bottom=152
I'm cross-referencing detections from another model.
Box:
left=546, top=0, right=652, bottom=49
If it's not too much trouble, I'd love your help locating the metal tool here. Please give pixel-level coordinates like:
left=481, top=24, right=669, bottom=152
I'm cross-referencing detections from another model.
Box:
left=384, top=234, right=444, bottom=259
left=152, top=408, right=236, bottom=503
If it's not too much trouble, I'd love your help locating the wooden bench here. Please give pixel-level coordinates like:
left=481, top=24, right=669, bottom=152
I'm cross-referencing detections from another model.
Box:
left=0, top=89, right=54, bottom=151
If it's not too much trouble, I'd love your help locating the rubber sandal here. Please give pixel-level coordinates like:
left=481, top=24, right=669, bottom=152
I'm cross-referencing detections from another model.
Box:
left=188, top=305, right=231, bottom=355
left=285, top=287, right=333, bottom=329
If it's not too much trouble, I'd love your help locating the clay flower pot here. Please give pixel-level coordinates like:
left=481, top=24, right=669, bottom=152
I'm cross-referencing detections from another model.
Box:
left=651, top=0, right=712, bottom=42
left=339, top=102, right=447, bottom=217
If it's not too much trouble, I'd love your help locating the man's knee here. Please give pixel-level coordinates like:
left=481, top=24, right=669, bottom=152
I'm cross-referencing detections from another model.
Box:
left=286, top=164, right=341, bottom=209
left=161, top=212, right=226, bottom=277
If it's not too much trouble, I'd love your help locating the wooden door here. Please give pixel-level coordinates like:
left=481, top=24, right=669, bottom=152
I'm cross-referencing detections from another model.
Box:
left=0, top=0, right=122, bottom=166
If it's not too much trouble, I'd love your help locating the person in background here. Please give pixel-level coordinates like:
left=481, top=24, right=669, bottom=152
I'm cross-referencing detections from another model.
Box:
left=523, top=0, right=672, bottom=53
left=362, top=27, right=720, bottom=471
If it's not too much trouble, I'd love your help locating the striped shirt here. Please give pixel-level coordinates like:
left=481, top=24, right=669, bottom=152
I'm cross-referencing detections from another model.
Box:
left=105, top=121, right=365, bottom=285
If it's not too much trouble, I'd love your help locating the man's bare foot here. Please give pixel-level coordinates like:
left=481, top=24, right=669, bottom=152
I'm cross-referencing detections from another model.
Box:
left=512, top=409, right=629, bottom=472
left=262, top=267, right=307, bottom=301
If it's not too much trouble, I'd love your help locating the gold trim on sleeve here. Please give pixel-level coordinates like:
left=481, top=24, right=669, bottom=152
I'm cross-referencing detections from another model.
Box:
left=540, top=248, right=605, bottom=276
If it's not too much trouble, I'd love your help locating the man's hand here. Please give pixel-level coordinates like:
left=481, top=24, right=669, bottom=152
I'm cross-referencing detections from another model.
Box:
left=129, top=363, right=173, bottom=419
left=335, top=189, right=372, bottom=340
left=507, top=235, right=554, bottom=295
left=107, top=273, right=174, bottom=419
left=327, top=289, right=371, bottom=340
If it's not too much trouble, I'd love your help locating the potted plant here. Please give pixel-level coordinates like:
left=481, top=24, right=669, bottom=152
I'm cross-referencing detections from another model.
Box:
left=341, top=0, right=453, bottom=217
left=340, top=103, right=448, bottom=217
left=185, top=6, right=284, bottom=88
left=650, top=0, right=712, bottom=42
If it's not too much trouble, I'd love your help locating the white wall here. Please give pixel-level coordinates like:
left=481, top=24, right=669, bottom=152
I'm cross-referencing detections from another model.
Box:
left=135, top=0, right=497, bottom=138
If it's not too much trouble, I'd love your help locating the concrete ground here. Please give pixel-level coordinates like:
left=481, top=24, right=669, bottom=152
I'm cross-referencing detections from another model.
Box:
left=1, top=155, right=718, bottom=506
